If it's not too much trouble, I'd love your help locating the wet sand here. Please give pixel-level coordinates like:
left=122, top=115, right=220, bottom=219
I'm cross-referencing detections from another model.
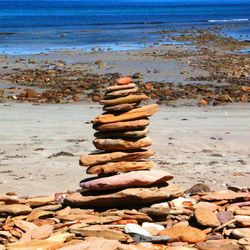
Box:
left=0, top=102, right=249, bottom=196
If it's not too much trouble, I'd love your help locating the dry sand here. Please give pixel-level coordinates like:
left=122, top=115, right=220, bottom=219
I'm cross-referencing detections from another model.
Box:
left=0, top=102, right=249, bottom=196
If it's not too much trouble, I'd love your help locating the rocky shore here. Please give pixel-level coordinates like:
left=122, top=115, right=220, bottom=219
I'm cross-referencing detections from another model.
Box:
left=0, top=30, right=249, bottom=106
left=0, top=28, right=249, bottom=250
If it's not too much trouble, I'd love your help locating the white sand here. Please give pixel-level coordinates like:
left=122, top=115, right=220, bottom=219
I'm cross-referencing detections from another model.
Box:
left=0, top=102, right=249, bottom=196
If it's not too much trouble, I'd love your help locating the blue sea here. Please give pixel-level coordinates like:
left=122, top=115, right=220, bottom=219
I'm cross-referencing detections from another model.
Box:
left=0, top=0, right=249, bottom=54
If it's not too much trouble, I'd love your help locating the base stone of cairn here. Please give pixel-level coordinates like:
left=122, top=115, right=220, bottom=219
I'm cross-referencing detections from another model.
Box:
left=64, top=76, right=176, bottom=208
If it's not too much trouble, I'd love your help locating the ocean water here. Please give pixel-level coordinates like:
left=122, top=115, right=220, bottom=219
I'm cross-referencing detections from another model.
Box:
left=0, top=0, right=249, bottom=54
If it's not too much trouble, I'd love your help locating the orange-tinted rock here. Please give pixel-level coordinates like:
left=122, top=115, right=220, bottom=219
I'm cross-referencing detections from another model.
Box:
left=241, top=94, right=248, bottom=102
left=241, top=86, right=250, bottom=93
left=6, top=233, right=73, bottom=250
left=93, top=137, right=152, bottom=151
left=116, top=77, right=132, bottom=85
left=31, top=224, right=53, bottom=240
left=158, top=226, right=206, bottom=243
left=94, top=127, right=149, bottom=139
left=194, top=208, right=220, bottom=227
left=100, top=94, right=148, bottom=106
left=196, top=239, right=241, bottom=250
left=22, top=89, right=38, bottom=98
left=103, top=103, right=139, bottom=113
left=0, top=204, right=32, bottom=215
left=80, top=170, right=173, bottom=191
left=193, top=202, right=218, bottom=211
left=106, top=87, right=139, bottom=97
left=80, top=150, right=155, bottom=166
left=107, top=83, right=136, bottom=92
left=201, top=191, right=250, bottom=201
left=198, top=99, right=208, bottom=106
left=86, top=161, right=154, bottom=174
left=94, top=119, right=149, bottom=132
left=92, top=104, right=158, bottom=124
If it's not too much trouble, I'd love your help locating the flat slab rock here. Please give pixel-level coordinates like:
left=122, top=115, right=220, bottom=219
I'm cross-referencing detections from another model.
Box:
left=93, top=119, right=149, bottom=132
left=80, top=150, right=155, bottom=167
left=62, top=185, right=181, bottom=208
left=106, top=83, right=137, bottom=92
left=86, top=161, right=154, bottom=174
left=94, top=127, right=150, bottom=139
left=105, top=87, right=139, bottom=97
left=201, top=191, right=250, bottom=201
left=80, top=170, right=173, bottom=191
left=100, top=94, right=148, bottom=106
left=93, top=137, right=152, bottom=151
left=92, top=104, right=158, bottom=124
left=158, top=226, right=206, bottom=244
left=103, top=103, right=139, bottom=113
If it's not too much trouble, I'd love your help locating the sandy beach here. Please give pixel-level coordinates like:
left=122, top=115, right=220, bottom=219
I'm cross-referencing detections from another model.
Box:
left=0, top=102, right=249, bottom=196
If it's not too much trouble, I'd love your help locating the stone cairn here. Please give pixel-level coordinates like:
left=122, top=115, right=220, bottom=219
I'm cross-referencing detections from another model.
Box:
left=71, top=76, right=174, bottom=208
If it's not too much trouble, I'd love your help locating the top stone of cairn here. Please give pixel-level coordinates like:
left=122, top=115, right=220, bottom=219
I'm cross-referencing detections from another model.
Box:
left=116, top=76, right=132, bottom=85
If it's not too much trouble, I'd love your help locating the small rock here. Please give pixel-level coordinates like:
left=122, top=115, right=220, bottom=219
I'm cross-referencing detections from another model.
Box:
left=194, top=208, right=220, bottom=227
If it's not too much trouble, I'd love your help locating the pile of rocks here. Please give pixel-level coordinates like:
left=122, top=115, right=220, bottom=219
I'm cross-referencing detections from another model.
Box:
left=0, top=186, right=249, bottom=249
left=74, top=76, right=174, bottom=206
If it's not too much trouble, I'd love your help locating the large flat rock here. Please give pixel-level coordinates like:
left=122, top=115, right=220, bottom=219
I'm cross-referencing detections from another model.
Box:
left=94, top=127, right=150, bottom=139
left=105, top=87, right=139, bottom=97
left=63, top=185, right=181, bottom=208
left=93, top=137, right=152, bottom=151
left=100, top=94, right=148, bottom=106
left=80, top=170, right=173, bottom=191
left=103, top=103, right=139, bottom=113
left=92, top=104, right=158, bottom=124
left=80, top=150, right=155, bottom=167
left=86, top=161, right=154, bottom=174
left=93, top=119, right=149, bottom=132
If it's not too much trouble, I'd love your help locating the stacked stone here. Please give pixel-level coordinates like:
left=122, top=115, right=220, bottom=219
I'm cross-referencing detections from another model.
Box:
left=79, top=77, right=173, bottom=195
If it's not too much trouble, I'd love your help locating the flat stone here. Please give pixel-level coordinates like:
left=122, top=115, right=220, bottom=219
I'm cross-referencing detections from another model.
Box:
left=80, top=170, right=173, bottom=191
left=13, top=219, right=38, bottom=232
left=235, top=215, right=250, bottom=227
left=116, top=76, right=132, bottom=85
left=231, top=228, right=250, bottom=238
left=94, top=127, right=150, bottom=139
left=26, top=210, right=55, bottom=221
left=94, top=119, right=149, bottom=132
left=63, top=185, right=181, bottom=208
left=107, top=83, right=136, bottom=92
left=93, top=137, right=152, bottom=151
left=100, top=94, right=148, bottom=106
left=80, top=150, right=155, bottom=167
left=86, top=161, right=154, bottom=174
left=23, top=196, right=55, bottom=207
left=201, top=191, right=250, bottom=201
left=31, top=224, right=53, bottom=240
left=235, top=209, right=250, bottom=216
left=6, top=233, right=74, bottom=250
left=193, top=202, right=218, bottom=211
left=194, top=208, right=220, bottom=227
left=103, top=103, right=139, bottom=113
left=196, top=239, right=241, bottom=250
left=92, top=104, right=158, bottom=124
left=0, top=204, right=32, bottom=215
left=106, top=87, right=139, bottom=97
left=72, top=225, right=129, bottom=241
left=216, top=211, right=234, bottom=224
left=101, top=209, right=152, bottom=223
left=158, top=226, right=206, bottom=243
left=58, top=237, right=140, bottom=250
